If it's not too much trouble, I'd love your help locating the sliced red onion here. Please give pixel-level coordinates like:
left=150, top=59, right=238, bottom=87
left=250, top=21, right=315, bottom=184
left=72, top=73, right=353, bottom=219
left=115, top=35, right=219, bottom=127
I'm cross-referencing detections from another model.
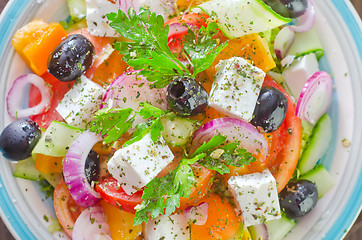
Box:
left=274, top=27, right=295, bottom=59
left=72, top=205, right=111, bottom=240
left=102, top=71, right=168, bottom=126
left=290, top=0, right=316, bottom=33
left=6, top=74, right=51, bottom=118
left=63, top=131, right=102, bottom=208
left=118, top=0, right=137, bottom=16
left=184, top=202, right=209, bottom=225
left=248, top=223, right=269, bottom=240
left=192, top=118, right=268, bottom=162
left=295, top=71, right=333, bottom=125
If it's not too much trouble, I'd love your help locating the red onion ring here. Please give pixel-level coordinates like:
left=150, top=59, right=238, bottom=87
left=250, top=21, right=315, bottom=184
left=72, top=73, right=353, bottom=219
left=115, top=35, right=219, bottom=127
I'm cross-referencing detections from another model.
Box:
left=295, top=71, right=333, bottom=125
left=274, top=26, right=295, bottom=59
left=63, top=131, right=102, bottom=208
left=184, top=202, right=209, bottom=225
left=6, top=74, right=51, bottom=118
left=72, top=205, right=111, bottom=240
left=192, top=117, right=268, bottom=162
left=102, top=71, right=168, bottom=126
left=289, top=0, right=316, bottom=33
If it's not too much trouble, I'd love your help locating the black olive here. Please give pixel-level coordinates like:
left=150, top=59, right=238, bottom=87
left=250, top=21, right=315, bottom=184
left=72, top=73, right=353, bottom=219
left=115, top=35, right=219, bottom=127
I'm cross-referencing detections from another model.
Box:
left=251, top=86, right=288, bottom=133
left=280, top=0, right=308, bottom=18
left=263, top=0, right=308, bottom=18
left=166, top=76, right=208, bottom=116
left=263, top=0, right=293, bottom=18
left=0, top=118, right=41, bottom=161
left=279, top=179, right=318, bottom=219
left=85, top=150, right=100, bottom=185
left=48, top=34, right=94, bottom=82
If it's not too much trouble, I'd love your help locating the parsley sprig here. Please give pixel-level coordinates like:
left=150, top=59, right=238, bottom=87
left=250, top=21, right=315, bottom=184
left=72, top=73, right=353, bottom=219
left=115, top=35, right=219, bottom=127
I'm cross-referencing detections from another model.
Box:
left=134, top=134, right=256, bottom=225
left=107, top=8, right=228, bottom=88
left=90, top=103, right=168, bottom=146
left=183, top=22, right=229, bottom=77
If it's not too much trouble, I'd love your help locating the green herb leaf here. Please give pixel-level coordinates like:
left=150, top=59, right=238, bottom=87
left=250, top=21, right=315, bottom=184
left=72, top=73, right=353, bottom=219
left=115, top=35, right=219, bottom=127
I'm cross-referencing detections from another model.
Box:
left=183, top=22, right=229, bottom=77
left=133, top=134, right=256, bottom=224
left=191, top=134, right=226, bottom=157
left=133, top=157, right=195, bottom=225
left=107, top=8, right=188, bottom=88
left=90, top=108, right=135, bottom=144
left=90, top=103, right=167, bottom=146
left=123, top=112, right=166, bottom=147
left=108, top=8, right=228, bottom=88
left=220, top=143, right=256, bottom=167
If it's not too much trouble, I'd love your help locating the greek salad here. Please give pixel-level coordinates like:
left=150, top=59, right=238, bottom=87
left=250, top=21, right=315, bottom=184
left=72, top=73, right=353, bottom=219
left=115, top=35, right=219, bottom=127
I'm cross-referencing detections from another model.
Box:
left=0, top=0, right=336, bottom=239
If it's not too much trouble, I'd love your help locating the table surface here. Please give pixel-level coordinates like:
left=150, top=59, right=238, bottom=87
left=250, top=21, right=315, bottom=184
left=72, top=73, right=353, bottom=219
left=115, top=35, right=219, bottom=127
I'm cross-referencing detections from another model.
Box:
left=0, top=0, right=361, bottom=239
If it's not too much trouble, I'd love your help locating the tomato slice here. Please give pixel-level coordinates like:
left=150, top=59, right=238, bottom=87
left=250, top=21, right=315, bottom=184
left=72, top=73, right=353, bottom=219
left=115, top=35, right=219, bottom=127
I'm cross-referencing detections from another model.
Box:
left=95, top=176, right=143, bottom=214
left=53, top=179, right=84, bottom=237
left=190, top=194, right=241, bottom=240
left=263, top=77, right=303, bottom=192
left=29, top=73, right=73, bottom=129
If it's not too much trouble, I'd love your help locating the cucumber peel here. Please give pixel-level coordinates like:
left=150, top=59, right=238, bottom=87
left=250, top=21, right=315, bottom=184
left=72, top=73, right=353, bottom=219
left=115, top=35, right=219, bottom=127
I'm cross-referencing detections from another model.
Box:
left=298, top=114, right=332, bottom=174
left=300, top=164, right=335, bottom=198
left=265, top=214, right=296, bottom=240
left=195, top=0, right=291, bottom=39
left=13, top=157, right=43, bottom=181
left=287, top=26, right=324, bottom=60
left=32, top=121, right=82, bottom=157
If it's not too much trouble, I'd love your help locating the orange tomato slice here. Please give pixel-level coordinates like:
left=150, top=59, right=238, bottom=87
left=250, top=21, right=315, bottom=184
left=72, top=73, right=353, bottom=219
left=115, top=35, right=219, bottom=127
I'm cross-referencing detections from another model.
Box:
left=190, top=194, right=241, bottom=240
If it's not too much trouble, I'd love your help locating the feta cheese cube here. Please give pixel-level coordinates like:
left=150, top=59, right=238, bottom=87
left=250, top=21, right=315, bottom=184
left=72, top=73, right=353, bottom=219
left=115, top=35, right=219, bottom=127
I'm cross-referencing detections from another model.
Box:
left=144, top=212, right=190, bottom=240
left=56, top=75, right=104, bottom=128
left=119, top=0, right=176, bottom=20
left=107, top=134, right=174, bottom=195
left=227, top=169, right=281, bottom=226
left=209, top=57, right=265, bottom=122
left=86, top=0, right=120, bottom=37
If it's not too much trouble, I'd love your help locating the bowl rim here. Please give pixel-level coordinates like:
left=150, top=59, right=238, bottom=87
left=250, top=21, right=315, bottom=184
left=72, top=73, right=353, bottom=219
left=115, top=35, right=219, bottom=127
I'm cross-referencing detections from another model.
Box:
left=0, top=0, right=361, bottom=240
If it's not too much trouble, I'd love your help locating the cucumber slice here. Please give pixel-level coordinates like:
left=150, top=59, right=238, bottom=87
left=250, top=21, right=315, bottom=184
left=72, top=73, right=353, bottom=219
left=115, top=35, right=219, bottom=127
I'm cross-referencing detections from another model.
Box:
left=301, top=119, right=314, bottom=153
left=287, top=26, right=324, bottom=60
left=42, top=173, right=63, bottom=188
left=300, top=165, right=334, bottom=198
left=195, top=0, right=291, bottom=39
left=67, top=0, right=87, bottom=19
left=32, top=121, right=82, bottom=157
left=161, top=113, right=198, bottom=147
left=13, top=157, right=43, bottom=181
left=265, top=214, right=296, bottom=240
left=227, top=223, right=245, bottom=240
left=298, top=114, right=332, bottom=174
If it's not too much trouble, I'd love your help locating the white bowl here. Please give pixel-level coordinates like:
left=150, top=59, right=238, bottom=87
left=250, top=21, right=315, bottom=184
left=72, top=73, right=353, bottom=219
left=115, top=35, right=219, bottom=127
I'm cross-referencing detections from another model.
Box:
left=0, top=0, right=361, bottom=239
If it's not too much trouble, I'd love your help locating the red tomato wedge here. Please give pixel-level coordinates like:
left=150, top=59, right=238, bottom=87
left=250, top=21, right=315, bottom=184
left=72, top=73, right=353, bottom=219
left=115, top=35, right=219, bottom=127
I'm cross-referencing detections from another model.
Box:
left=53, top=179, right=84, bottom=237
left=95, top=176, right=143, bottom=214
left=263, top=77, right=303, bottom=192
left=29, top=73, right=73, bottom=129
